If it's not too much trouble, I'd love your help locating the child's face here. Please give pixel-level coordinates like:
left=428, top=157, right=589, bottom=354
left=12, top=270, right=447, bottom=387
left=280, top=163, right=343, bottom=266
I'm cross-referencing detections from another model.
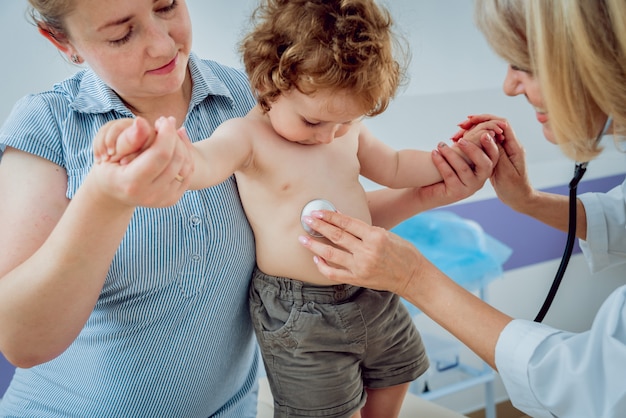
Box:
left=267, top=88, right=365, bottom=145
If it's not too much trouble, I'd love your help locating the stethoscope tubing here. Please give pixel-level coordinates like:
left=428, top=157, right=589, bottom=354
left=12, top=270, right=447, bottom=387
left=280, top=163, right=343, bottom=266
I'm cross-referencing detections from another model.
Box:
left=533, top=116, right=612, bottom=322
left=534, top=162, right=586, bottom=322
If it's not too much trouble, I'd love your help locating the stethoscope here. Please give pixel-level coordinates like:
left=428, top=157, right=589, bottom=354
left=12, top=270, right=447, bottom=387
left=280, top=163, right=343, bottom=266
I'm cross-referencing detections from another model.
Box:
left=534, top=116, right=613, bottom=322
left=299, top=116, right=613, bottom=324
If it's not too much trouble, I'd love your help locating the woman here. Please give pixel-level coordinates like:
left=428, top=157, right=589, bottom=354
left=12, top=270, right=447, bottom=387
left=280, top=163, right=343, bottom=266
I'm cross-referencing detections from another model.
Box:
left=299, top=0, right=626, bottom=417
left=0, top=0, right=496, bottom=416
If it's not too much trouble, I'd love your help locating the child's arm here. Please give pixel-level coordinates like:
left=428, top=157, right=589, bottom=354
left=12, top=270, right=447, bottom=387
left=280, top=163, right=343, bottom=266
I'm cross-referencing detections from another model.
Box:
left=171, top=117, right=254, bottom=190
left=358, top=121, right=503, bottom=188
left=188, top=119, right=254, bottom=189
left=93, top=116, right=254, bottom=190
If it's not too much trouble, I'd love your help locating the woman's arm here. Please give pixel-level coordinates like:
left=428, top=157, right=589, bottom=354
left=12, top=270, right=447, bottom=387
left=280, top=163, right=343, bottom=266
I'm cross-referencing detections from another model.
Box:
left=0, top=120, right=192, bottom=367
left=578, top=180, right=626, bottom=271
left=298, top=209, right=512, bottom=368
left=300, top=209, right=626, bottom=418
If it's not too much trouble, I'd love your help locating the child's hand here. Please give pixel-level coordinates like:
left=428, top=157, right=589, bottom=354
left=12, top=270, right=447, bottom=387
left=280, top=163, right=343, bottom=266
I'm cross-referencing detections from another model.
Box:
left=451, top=114, right=508, bottom=143
left=93, top=116, right=154, bottom=165
left=446, top=115, right=507, bottom=165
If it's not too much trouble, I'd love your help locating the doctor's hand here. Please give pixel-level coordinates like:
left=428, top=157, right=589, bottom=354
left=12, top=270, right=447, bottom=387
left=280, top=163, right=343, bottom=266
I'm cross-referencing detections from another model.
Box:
left=456, top=114, right=534, bottom=212
left=421, top=128, right=499, bottom=207
left=299, top=209, right=511, bottom=371
left=368, top=132, right=499, bottom=231
left=298, top=210, right=424, bottom=296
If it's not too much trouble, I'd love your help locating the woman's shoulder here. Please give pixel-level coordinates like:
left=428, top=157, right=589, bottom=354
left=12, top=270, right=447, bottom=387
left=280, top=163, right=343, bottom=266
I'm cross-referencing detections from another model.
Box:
left=2, top=91, right=69, bottom=136
left=193, top=55, right=248, bottom=81
left=0, top=91, right=68, bottom=166
left=6, top=70, right=92, bottom=118
left=0, top=70, right=98, bottom=167
left=189, top=54, right=253, bottom=98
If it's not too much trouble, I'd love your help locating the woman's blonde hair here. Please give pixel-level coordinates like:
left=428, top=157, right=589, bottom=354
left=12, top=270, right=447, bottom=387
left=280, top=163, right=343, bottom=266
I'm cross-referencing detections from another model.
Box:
left=475, top=0, right=626, bottom=161
left=240, top=0, right=409, bottom=117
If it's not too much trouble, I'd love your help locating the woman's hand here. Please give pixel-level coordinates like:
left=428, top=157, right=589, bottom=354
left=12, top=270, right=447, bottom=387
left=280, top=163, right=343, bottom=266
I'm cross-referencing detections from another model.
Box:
left=90, top=116, right=194, bottom=208
left=298, top=208, right=512, bottom=370
left=298, top=210, right=423, bottom=296
left=435, top=122, right=500, bottom=197
left=415, top=128, right=500, bottom=206
left=455, top=114, right=534, bottom=212
left=368, top=131, right=500, bottom=229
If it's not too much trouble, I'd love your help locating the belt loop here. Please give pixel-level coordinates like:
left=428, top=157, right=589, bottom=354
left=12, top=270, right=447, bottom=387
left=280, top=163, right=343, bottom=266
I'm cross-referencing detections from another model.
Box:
left=291, top=279, right=304, bottom=303
left=333, top=284, right=346, bottom=301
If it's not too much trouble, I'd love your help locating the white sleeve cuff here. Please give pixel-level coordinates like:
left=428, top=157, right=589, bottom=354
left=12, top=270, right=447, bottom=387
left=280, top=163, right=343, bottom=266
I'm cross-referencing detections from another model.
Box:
left=495, top=319, right=560, bottom=418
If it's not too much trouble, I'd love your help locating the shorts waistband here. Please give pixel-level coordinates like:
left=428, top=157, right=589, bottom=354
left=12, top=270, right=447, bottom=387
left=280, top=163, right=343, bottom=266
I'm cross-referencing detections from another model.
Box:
left=252, top=267, right=361, bottom=303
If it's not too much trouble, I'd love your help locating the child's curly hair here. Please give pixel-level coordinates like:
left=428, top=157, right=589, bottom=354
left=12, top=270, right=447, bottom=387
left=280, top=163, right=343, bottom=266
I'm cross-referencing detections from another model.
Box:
left=240, top=0, right=409, bottom=117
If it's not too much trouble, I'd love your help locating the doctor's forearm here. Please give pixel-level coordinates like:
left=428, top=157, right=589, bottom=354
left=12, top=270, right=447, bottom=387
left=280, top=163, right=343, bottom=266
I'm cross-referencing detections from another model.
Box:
left=402, top=257, right=512, bottom=370
left=513, top=190, right=588, bottom=241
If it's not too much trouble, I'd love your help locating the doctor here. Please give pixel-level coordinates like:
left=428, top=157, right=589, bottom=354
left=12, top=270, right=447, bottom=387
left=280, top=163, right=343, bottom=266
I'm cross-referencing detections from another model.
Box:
left=299, top=0, right=626, bottom=417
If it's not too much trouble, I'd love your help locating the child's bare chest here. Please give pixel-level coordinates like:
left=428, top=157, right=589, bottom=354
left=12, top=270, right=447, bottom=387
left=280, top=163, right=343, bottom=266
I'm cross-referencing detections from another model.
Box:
left=246, top=134, right=361, bottom=198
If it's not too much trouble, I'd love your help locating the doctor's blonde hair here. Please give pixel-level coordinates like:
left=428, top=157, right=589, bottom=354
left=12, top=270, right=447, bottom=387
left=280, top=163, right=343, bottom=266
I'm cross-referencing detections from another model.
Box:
left=240, top=0, right=408, bottom=117
left=475, top=0, right=626, bottom=161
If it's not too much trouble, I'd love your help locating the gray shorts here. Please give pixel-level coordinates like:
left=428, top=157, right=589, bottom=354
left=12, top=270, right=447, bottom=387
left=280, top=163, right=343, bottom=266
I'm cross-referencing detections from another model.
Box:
left=249, top=267, right=429, bottom=417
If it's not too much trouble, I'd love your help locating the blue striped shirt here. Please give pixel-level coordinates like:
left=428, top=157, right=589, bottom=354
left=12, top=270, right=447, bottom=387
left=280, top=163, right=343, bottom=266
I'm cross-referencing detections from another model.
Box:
left=0, top=53, right=259, bottom=417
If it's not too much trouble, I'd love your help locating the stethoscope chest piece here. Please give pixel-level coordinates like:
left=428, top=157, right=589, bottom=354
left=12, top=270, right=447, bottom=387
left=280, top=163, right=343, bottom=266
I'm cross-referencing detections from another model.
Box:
left=301, top=199, right=337, bottom=237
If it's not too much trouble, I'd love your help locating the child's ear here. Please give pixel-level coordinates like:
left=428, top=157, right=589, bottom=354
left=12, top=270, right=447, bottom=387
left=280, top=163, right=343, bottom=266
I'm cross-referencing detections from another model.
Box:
left=37, top=24, right=72, bottom=55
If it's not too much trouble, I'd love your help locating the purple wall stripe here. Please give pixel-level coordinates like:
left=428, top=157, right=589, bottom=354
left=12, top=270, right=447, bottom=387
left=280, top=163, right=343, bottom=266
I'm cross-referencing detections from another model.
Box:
left=443, top=174, right=625, bottom=271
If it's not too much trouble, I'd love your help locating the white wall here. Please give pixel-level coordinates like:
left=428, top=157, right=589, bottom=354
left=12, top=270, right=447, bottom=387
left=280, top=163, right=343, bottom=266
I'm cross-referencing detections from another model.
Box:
left=2, top=1, right=625, bottom=415
left=0, top=0, right=508, bottom=120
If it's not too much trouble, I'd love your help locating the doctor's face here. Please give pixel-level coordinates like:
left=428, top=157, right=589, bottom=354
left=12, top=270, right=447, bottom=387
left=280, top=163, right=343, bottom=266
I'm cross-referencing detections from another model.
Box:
left=502, top=65, right=557, bottom=144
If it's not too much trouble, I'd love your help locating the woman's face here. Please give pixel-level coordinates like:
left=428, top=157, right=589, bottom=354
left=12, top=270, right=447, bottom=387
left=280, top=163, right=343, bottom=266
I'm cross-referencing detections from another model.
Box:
left=502, top=65, right=558, bottom=143
left=62, top=0, right=192, bottom=102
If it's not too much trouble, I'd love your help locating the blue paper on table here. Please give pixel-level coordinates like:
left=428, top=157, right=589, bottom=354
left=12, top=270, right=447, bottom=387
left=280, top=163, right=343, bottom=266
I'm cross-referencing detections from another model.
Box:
left=391, top=210, right=512, bottom=316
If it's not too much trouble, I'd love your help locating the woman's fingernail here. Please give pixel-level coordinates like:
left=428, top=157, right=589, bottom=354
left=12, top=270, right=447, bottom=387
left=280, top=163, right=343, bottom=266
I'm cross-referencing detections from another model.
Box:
left=438, top=141, right=447, bottom=148
left=298, top=235, right=310, bottom=245
left=313, top=256, right=320, bottom=264
left=459, top=138, right=468, bottom=146
left=310, top=210, right=324, bottom=219
left=302, top=216, right=313, bottom=225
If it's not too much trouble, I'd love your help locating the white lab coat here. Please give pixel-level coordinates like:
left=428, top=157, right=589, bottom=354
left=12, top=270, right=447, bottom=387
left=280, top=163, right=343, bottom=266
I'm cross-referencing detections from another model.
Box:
left=579, top=180, right=626, bottom=273
left=495, top=178, right=626, bottom=418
